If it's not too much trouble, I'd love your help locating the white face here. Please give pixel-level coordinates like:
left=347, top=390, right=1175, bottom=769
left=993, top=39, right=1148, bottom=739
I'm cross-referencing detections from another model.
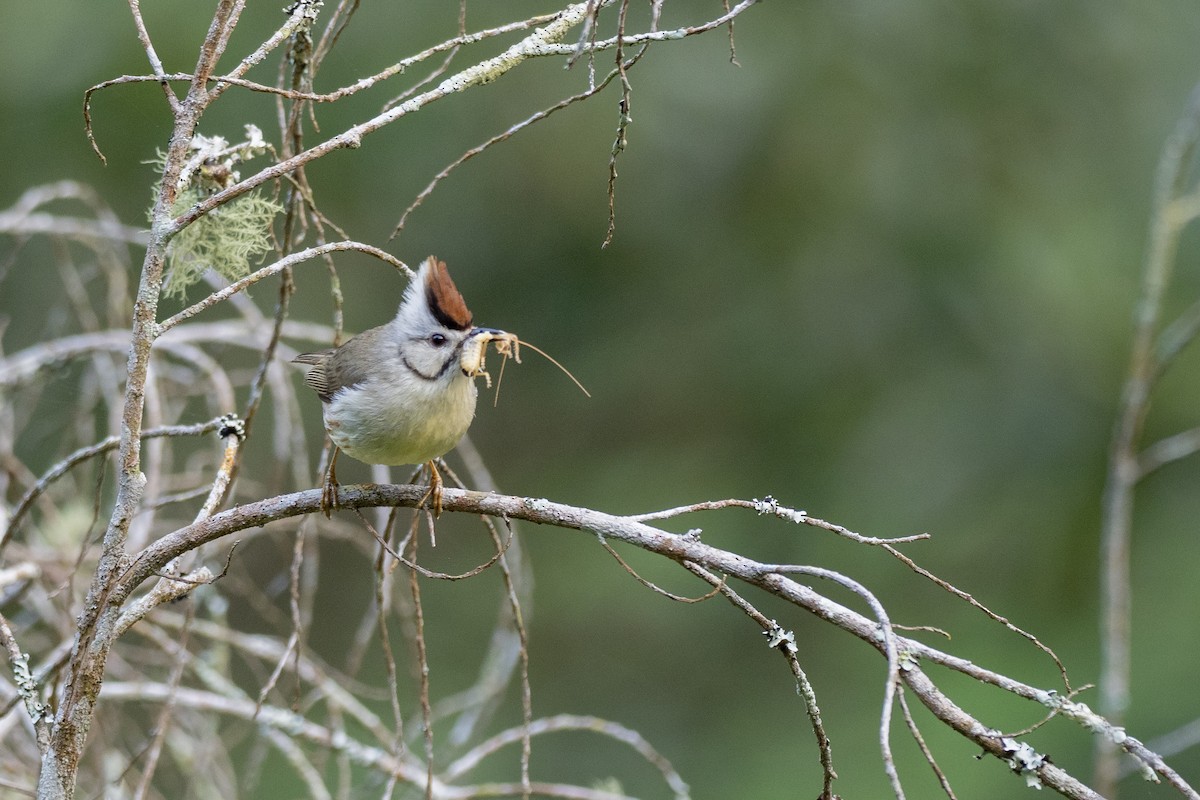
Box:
left=394, top=324, right=471, bottom=383
left=388, top=261, right=474, bottom=383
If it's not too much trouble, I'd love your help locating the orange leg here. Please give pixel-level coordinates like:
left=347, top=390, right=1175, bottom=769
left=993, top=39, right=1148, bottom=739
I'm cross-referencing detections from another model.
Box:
left=321, top=447, right=341, bottom=517
left=417, top=459, right=444, bottom=518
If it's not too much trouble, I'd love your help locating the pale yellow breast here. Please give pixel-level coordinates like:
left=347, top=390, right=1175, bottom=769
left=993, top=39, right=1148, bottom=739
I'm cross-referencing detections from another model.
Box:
left=323, top=373, right=478, bottom=466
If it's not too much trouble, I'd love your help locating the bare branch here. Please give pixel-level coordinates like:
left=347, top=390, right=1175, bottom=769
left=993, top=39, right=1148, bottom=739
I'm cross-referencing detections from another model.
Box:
left=2, top=419, right=225, bottom=553
left=1097, top=76, right=1200, bottom=794
left=682, top=560, right=837, bottom=797
left=126, top=0, right=180, bottom=115
left=156, top=241, right=409, bottom=333
left=101, top=484, right=1190, bottom=797
left=443, top=714, right=689, bottom=799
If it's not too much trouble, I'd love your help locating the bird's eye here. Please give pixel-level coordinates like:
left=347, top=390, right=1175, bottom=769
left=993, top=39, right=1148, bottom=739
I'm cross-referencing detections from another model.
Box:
left=429, top=332, right=447, bottom=347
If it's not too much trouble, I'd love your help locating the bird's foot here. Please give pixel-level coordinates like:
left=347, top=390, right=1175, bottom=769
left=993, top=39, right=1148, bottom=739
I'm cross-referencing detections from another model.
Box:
left=418, top=460, right=444, bottom=518
left=321, top=477, right=341, bottom=518
left=321, top=448, right=342, bottom=518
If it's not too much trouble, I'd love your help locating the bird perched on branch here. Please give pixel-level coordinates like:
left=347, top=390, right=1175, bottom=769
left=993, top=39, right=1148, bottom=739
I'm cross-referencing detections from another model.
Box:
left=294, top=256, right=516, bottom=516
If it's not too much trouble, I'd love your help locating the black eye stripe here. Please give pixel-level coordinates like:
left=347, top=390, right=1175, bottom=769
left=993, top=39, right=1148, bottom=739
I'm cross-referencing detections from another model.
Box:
left=400, top=337, right=466, bottom=381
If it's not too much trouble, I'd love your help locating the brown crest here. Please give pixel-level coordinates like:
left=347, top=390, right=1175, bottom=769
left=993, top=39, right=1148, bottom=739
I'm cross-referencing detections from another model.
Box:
left=423, top=257, right=473, bottom=331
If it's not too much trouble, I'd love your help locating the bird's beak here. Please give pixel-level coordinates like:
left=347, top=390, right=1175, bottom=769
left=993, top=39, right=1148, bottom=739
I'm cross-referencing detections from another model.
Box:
left=461, top=328, right=520, bottom=381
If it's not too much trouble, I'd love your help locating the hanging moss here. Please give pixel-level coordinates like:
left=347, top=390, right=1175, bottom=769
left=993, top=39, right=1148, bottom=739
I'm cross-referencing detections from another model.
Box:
left=147, top=127, right=280, bottom=299
left=160, top=187, right=281, bottom=299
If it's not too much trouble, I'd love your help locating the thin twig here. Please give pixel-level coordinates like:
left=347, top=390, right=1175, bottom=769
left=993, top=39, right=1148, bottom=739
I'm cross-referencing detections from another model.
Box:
left=681, top=560, right=836, bottom=797
left=597, top=534, right=725, bottom=602
left=156, top=241, right=409, bottom=333
left=442, top=714, right=689, bottom=799
left=1137, top=426, right=1200, bottom=478
left=2, top=418, right=225, bottom=552
left=407, top=530, right=435, bottom=800
left=391, top=65, right=628, bottom=237
left=485, top=516, right=534, bottom=799
left=898, top=688, right=956, bottom=799
left=130, top=603, right=195, bottom=800
left=880, top=542, right=1072, bottom=693
left=1096, top=77, right=1200, bottom=796
left=626, top=497, right=929, bottom=544
left=373, top=529, right=406, bottom=760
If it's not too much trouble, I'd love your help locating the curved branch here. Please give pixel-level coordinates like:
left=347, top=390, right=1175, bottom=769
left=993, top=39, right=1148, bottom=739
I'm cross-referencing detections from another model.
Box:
left=156, top=241, right=409, bottom=333
left=106, top=484, right=1190, bottom=799
left=166, top=3, right=602, bottom=234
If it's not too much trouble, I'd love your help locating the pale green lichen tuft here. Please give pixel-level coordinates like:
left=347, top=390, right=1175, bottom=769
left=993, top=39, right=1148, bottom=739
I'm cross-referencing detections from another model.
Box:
left=160, top=187, right=280, bottom=299
left=147, top=124, right=280, bottom=299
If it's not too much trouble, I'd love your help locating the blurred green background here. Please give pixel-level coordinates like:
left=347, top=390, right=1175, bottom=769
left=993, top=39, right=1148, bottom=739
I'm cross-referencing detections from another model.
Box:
left=5, top=0, right=1200, bottom=797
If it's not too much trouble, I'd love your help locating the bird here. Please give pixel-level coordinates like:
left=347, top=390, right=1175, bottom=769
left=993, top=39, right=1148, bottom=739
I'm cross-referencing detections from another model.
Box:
left=294, top=256, right=514, bottom=516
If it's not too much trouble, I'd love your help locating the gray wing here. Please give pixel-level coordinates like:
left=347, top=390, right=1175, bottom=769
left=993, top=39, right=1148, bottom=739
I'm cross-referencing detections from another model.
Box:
left=293, top=326, right=387, bottom=403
